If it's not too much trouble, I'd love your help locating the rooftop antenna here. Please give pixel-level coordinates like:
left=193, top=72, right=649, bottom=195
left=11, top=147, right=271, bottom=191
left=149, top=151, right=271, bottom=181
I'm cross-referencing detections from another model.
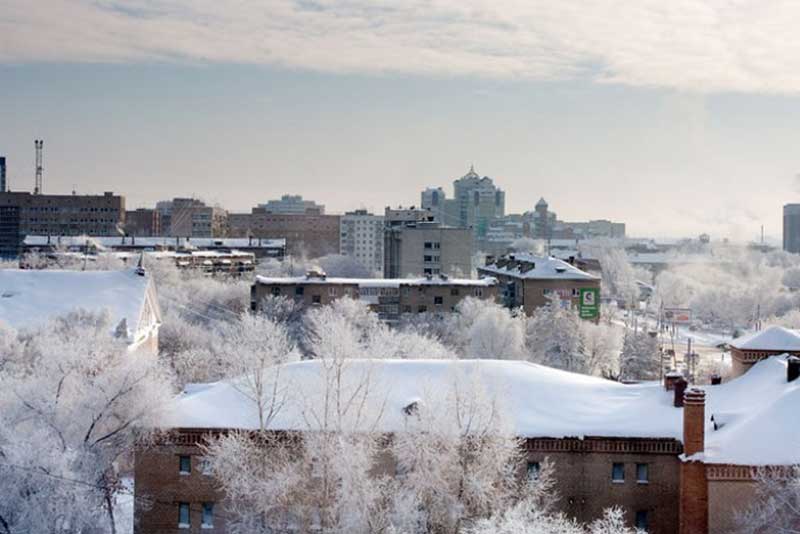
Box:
left=34, top=139, right=43, bottom=195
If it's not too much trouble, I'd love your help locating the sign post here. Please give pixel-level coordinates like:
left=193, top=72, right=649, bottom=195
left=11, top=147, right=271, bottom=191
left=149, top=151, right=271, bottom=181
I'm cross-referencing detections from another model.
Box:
left=579, top=287, right=600, bottom=319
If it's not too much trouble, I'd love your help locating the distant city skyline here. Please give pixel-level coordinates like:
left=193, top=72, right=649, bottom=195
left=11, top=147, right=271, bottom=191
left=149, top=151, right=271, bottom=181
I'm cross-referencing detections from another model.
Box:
left=4, top=2, right=800, bottom=242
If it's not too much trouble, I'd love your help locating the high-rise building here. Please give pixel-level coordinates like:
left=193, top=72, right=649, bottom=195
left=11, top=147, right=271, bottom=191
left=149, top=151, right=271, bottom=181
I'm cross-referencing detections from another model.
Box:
left=259, top=195, right=325, bottom=215
left=784, top=204, right=800, bottom=253
left=0, top=157, right=6, bottom=193
left=452, top=166, right=505, bottom=237
left=340, top=210, right=384, bottom=275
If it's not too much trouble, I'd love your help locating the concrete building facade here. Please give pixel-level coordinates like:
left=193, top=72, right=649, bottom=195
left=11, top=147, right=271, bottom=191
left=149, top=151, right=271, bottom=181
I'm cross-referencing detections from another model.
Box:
left=340, top=209, right=384, bottom=275
left=167, top=198, right=228, bottom=238
left=384, top=223, right=472, bottom=278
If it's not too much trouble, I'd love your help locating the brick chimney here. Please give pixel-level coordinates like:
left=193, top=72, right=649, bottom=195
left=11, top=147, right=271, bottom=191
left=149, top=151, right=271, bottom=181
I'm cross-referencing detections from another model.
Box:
left=665, top=371, right=683, bottom=391
left=673, top=378, right=688, bottom=407
left=680, top=388, right=708, bottom=534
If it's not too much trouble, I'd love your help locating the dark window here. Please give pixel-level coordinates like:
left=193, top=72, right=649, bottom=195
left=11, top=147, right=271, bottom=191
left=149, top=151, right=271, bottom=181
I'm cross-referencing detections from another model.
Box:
left=271, top=286, right=281, bottom=296
left=202, top=503, right=215, bottom=528
left=450, top=288, right=459, bottom=296
left=179, top=455, right=191, bottom=474
left=402, top=305, right=412, bottom=313
left=424, top=255, right=433, bottom=262
left=635, top=510, right=649, bottom=531
left=418, top=305, right=427, bottom=313
left=424, top=242, right=433, bottom=249
left=637, top=463, right=649, bottom=484
left=295, top=286, right=305, bottom=296
left=178, top=502, right=190, bottom=527
left=527, top=461, right=540, bottom=480
left=434, top=296, right=443, bottom=305
left=312, top=295, right=322, bottom=304
left=612, top=463, right=624, bottom=482
left=424, top=268, right=432, bottom=275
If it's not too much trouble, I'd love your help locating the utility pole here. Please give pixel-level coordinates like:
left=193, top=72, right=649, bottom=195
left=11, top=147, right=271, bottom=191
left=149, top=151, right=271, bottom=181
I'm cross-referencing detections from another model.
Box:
left=34, top=139, right=43, bottom=195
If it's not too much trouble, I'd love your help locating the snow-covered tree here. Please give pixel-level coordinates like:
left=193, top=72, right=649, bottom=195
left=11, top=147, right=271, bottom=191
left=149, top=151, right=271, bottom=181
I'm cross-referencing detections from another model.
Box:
left=526, top=298, right=586, bottom=373
left=580, top=321, right=623, bottom=378
left=0, top=312, right=173, bottom=534
left=390, top=372, right=524, bottom=534
left=619, top=328, right=661, bottom=381
left=736, top=466, right=800, bottom=534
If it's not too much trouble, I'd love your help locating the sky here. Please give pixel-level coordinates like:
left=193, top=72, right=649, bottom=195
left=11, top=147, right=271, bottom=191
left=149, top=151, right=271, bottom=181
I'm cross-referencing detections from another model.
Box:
left=2, top=1, right=800, bottom=240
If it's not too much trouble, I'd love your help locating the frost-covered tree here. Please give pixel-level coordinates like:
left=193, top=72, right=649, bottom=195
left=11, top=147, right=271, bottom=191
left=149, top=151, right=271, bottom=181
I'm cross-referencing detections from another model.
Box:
left=391, top=373, right=524, bottom=534
left=598, top=248, right=640, bottom=308
left=0, top=312, right=173, bottom=534
left=736, top=466, right=800, bottom=534
left=619, top=328, right=661, bottom=381
left=526, top=298, right=586, bottom=373
left=580, top=321, right=623, bottom=378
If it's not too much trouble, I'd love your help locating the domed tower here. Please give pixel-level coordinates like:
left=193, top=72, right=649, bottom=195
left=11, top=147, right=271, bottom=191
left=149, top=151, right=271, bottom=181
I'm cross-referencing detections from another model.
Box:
left=534, top=198, right=550, bottom=239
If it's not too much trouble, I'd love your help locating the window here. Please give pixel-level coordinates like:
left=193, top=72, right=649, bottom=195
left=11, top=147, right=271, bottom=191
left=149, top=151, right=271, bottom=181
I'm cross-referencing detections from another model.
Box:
left=424, top=268, right=432, bottom=275
left=179, top=455, right=191, bottom=475
left=295, top=286, right=305, bottom=296
left=424, top=242, right=433, bottom=249
left=636, top=463, right=649, bottom=484
left=635, top=510, right=649, bottom=531
left=402, top=305, right=412, bottom=313
left=527, top=461, right=541, bottom=480
left=312, top=295, right=322, bottom=304
left=178, top=502, right=190, bottom=528
left=271, top=286, right=281, bottom=296
left=418, top=305, right=427, bottom=313
left=424, top=255, right=433, bottom=262
left=328, top=286, right=337, bottom=297
left=473, top=288, right=483, bottom=297
left=450, top=288, right=460, bottom=296
left=611, top=463, right=624, bottom=483
left=202, top=502, right=215, bottom=529
left=572, top=288, right=580, bottom=297
left=434, top=296, right=443, bottom=305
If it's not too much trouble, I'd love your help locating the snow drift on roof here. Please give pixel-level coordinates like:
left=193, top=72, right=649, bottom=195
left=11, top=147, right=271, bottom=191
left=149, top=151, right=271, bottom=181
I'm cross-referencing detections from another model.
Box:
left=255, top=276, right=497, bottom=287
left=728, top=325, right=800, bottom=351
left=161, top=359, right=682, bottom=440
left=0, top=268, right=151, bottom=339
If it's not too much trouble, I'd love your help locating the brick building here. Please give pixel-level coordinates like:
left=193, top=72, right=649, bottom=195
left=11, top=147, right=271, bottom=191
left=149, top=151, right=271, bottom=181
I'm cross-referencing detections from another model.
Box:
left=727, top=325, right=800, bottom=377
left=248, top=209, right=340, bottom=258
left=125, top=208, right=162, bottom=236
left=251, top=271, right=498, bottom=322
left=134, top=356, right=800, bottom=534
left=0, top=190, right=125, bottom=257
left=167, top=198, right=228, bottom=238
left=478, top=253, right=602, bottom=318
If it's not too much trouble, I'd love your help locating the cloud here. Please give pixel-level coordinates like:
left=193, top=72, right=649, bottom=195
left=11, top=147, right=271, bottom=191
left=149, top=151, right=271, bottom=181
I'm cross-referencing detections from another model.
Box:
left=4, top=0, right=800, bottom=93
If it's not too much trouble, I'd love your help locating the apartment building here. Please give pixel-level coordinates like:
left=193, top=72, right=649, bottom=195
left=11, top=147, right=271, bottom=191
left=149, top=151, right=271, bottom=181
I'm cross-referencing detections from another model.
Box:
left=340, top=209, right=384, bottom=275
left=384, top=222, right=472, bottom=278
left=258, top=194, right=325, bottom=215
left=251, top=270, right=498, bottom=321
left=478, top=253, right=601, bottom=318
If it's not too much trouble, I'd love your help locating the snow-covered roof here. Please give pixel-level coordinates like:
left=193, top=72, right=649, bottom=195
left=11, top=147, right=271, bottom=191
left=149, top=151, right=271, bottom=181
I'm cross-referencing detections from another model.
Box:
left=23, top=235, right=286, bottom=249
left=0, top=268, right=159, bottom=344
left=702, top=356, right=800, bottom=465
left=728, top=325, right=800, bottom=351
left=255, top=276, right=498, bottom=287
left=162, top=357, right=800, bottom=467
left=479, top=254, right=599, bottom=281
left=162, top=359, right=681, bottom=440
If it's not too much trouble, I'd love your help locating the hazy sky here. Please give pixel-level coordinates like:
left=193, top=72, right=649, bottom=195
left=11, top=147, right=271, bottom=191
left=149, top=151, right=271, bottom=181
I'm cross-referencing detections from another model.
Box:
left=3, top=1, right=800, bottom=240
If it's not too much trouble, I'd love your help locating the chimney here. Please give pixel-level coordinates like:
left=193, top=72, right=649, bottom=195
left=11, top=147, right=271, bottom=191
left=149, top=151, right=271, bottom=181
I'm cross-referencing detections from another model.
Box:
left=673, top=378, right=688, bottom=407
left=680, top=387, right=709, bottom=534
left=683, top=388, right=706, bottom=457
left=788, top=356, right=800, bottom=383
left=665, top=371, right=683, bottom=391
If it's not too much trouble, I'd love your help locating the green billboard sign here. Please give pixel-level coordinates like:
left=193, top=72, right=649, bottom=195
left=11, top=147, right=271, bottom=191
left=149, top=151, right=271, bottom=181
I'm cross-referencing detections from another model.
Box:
left=579, top=287, right=600, bottom=319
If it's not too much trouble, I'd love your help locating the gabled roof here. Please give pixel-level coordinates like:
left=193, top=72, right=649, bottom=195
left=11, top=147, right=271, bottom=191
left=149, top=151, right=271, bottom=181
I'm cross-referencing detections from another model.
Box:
left=728, top=325, right=800, bottom=351
left=0, top=268, right=160, bottom=344
left=479, top=253, right=599, bottom=281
